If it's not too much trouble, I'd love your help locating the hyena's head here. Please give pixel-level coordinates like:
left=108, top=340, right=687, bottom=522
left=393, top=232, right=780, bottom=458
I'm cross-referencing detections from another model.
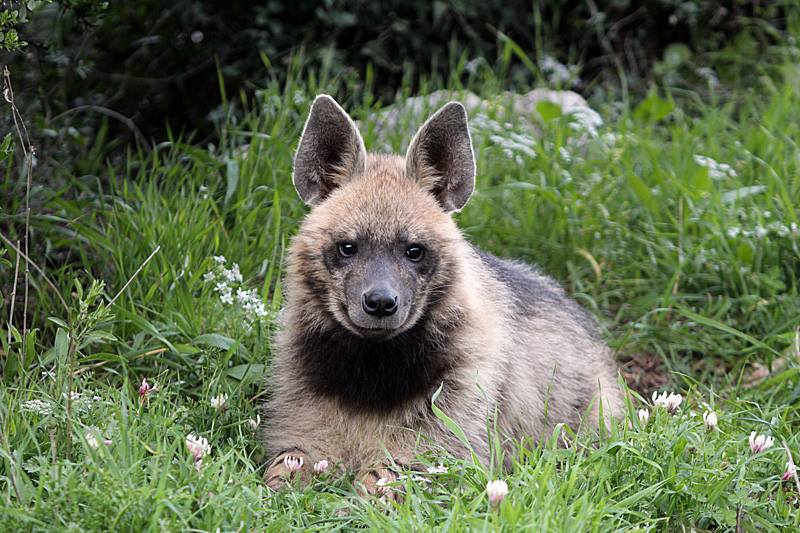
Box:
left=288, top=95, right=475, bottom=340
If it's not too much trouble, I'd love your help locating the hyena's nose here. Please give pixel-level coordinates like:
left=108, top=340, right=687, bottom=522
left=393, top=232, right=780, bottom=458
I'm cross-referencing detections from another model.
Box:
left=362, top=288, right=398, bottom=317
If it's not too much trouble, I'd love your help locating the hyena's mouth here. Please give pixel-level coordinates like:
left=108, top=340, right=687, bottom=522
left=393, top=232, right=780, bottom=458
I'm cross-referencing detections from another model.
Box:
left=337, top=303, right=410, bottom=340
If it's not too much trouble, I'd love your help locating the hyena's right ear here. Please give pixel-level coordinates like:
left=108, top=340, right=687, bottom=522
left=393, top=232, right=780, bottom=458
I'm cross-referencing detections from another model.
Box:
left=292, top=95, right=367, bottom=205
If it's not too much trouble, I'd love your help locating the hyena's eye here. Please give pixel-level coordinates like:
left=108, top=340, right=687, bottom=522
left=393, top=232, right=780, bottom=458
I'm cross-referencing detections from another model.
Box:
left=405, top=244, right=425, bottom=262
left=337, top=242, right=358, bottom=257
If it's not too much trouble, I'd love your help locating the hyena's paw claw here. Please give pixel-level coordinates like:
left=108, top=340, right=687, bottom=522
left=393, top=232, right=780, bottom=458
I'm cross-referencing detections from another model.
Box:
left=356, top=467, right=403, bottom=503
left=264, top=449, right=311, bottom=490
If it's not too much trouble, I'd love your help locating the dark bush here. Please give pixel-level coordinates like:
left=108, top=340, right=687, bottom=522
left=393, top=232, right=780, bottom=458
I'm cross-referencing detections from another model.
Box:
left=3, top=1, right=798, bottom=146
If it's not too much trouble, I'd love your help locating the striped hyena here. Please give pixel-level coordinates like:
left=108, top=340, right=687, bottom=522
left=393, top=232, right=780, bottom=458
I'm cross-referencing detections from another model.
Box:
left=262, top=95, right=623, bottom=496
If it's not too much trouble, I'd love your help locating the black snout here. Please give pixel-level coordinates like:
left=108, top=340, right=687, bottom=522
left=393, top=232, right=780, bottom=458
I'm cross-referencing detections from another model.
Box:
left=362, top=288, right=398, bottom=317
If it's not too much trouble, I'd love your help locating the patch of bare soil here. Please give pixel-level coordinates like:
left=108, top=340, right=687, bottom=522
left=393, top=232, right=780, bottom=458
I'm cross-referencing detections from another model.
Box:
left=619, top=352, right=670, bottom=397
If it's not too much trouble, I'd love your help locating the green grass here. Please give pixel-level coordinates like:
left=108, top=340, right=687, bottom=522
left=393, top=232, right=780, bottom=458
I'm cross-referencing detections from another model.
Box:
left=1, top=65, right=800, bottom=531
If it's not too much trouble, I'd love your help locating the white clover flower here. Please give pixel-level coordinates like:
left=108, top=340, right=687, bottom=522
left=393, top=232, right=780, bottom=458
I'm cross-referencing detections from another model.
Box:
left=748, top=432, right=774, bottom=454
left=186, top=433, right=211, bottom=464
left=283, top=454, right=303, bottom=471
left=85, top=429, right=112, bottom=449
left=210, top=393, right=228, bottom=410
left=375, top=477, right=392, bottom=496
left=247, top=414, right=261, bottom=430
left=486, top=479, right=508, bottom=508
left=22, top=399, right=54, bottom=416
left=703, top=411, right=718, bottom=431
left=86, top=432, right=100, bottom=450
left=782, top=462, right=797, bottom=481
left=313, top=460, right=329, bottom=473
left=637, top=408, right=650, bottom=425
left=426, top=464, right=448, bottom=474
left=138, top=377, right=155, bottom=400
left=652, top=391, right=682, bottom=414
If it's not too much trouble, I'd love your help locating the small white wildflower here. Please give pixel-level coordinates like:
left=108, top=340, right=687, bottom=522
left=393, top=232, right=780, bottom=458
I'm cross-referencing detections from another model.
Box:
left=754, top=225, right=768, bottom=239
left=652, top=391, right=682, bottom=414
left=247, top=414, right=261, bottom=430
left=696, top=67, right=719, bottom=89
left=203, top=271, right=216, bottom=282
left=236, top=288, right=268, bottom=319
left=398, top=473, right=432, bottom=484
left=727, top=227, right=741, bottom=238
left=313, top=460, right=329, bottom=473
left=748, top=432, right=774, bottom=454
left=539, top=55, right=573, bottom=85
left=213, top=256, right=226, bottom=266
left=693, top=155, right=737, bottom=179
left=568, top=107, right=603, bottom=137
left=221, top=263, right=243, bottom=284
left=22, top=399, right=54, bottom=416
left=771, top=222, right=790, bottom=237
left=703, top=411, right=718, bottom=431
left=41, top=370, right=56, bottom=380
left=210, top=393, right=228, bottom=410
left=215, top=282, right=234, bottom=305
left=637, top=408, right=650, bottom=425
left=426, top=464, right=448, bottom=474
left=486, top=479, right=508, bottom=508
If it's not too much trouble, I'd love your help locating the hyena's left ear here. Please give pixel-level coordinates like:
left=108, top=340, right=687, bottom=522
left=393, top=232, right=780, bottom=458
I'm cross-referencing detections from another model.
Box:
left=405, top=101, right=476, bottom=212
left=293, top=94, right=367, bottom=205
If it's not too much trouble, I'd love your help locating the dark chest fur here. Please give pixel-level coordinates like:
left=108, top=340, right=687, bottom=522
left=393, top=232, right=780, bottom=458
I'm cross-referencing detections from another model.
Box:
left=293, top=317, right=460, bottom=413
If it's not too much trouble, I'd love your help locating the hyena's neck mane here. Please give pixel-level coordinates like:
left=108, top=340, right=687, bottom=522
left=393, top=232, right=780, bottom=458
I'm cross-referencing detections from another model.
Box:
left=291, top=307, right=464, bottom=413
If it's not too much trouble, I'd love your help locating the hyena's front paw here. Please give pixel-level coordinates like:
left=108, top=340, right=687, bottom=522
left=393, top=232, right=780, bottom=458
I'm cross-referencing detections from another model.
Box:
left=264, top=449, right=311, bottom=490
left=356, top=467, right=403, bottom=503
